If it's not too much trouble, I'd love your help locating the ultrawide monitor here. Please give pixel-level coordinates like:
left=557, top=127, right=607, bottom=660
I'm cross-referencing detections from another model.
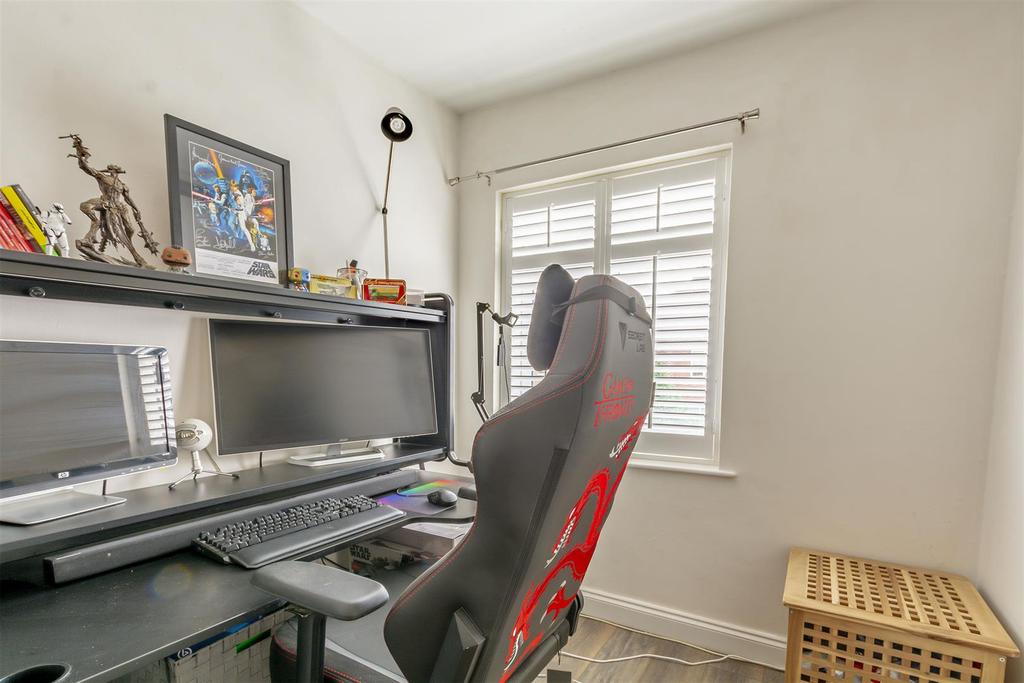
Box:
left=208, top=320, right=437, bottom=455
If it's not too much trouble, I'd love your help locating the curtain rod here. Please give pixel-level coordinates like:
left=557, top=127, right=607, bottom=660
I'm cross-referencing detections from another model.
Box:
left=447, top=107, right=759, bottom=187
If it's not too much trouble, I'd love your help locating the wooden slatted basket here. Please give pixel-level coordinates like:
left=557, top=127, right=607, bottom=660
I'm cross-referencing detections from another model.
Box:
left=783, top=548, right=1019, bottom=683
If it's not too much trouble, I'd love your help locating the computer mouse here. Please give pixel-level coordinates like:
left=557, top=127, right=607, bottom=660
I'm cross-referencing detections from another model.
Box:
left=427, top=488, right=458, bottom=507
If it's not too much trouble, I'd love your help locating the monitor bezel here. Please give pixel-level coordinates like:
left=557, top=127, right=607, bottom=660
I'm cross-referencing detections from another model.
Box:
left=0, top=340, right=178, bottom=499
left=208, top=319, right=439, bottom=456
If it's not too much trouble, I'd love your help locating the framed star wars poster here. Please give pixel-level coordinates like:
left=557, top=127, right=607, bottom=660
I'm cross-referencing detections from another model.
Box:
left=164, top=115, right=293, bottom=286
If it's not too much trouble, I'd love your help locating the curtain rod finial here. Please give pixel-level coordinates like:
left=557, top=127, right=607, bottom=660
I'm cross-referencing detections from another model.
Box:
left=739, top=108, right=760, bottom=134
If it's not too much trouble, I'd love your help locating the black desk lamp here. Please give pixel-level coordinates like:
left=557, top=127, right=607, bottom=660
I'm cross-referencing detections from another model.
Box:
left=380, top=107, right=412, bottom=279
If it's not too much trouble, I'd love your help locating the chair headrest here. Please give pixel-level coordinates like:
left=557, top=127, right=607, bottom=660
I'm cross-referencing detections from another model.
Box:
left=527, top=264, right=575, bottom=371
left=527, top=266, right=653, bottom=372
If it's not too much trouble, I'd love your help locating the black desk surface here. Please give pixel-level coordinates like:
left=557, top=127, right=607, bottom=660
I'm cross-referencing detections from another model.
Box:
left=1, top=552, right=276, bottom=681
left=0, top=468, right=474, bottom=682
left=0, top=443, right=445, bottom=563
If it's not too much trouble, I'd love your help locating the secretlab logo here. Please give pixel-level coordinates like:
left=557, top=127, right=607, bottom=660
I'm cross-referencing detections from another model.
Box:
left=618, top=322, right=646, bottom=352
left=247, top=261, right=276, bottom=278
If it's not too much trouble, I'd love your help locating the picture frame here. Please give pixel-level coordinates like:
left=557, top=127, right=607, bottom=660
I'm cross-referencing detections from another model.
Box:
left=164, top=115, right=293, bottom=286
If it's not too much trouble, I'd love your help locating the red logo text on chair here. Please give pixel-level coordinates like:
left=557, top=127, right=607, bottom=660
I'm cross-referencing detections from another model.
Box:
left=592, top=373, right=636, bottom=428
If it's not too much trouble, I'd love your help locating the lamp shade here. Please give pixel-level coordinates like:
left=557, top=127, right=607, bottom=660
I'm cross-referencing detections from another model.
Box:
left=381, top=107, right=413, bottom=143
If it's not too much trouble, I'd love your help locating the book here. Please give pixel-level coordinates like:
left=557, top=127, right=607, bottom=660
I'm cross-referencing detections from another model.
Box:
left=0, top=215, right=22, bottom=250
left=11, top=185, right=50, bottom=247
left=0, top=198, right=42, bottom=253
left=0, top=196, right=33, bottom=252
left=11, top=184, right=57, bottom=255
left=0, top=216, right=14, bottom=250
left=0, top=203, right=35, bottom=252
left=0, top=186, right=48, bottom=252
left=8, top=221, right=35, bottom=252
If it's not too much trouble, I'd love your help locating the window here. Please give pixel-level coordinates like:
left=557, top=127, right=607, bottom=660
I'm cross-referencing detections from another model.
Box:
left=501, top=151, right=731, bottom=466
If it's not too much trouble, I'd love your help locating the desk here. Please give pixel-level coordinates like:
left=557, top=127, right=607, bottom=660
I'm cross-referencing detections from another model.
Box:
left=0, top=468, right=474, bottom=682
left=0, top=443, right=447, bottom=565
left=0, top=255, right=461, bottom=679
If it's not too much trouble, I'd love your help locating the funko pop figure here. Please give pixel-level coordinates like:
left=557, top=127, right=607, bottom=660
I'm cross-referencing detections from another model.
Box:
left=288, top=267, right=311, bottom=292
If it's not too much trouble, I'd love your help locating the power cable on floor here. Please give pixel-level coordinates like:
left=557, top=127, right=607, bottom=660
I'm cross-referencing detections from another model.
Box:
left=538, top=614, right=783, bottom=681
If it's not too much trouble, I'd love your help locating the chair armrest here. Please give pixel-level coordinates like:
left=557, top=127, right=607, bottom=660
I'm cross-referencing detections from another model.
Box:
left=251, top=561, right=388, bottom=621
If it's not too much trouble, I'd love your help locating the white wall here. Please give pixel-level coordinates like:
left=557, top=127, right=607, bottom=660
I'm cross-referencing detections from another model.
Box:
left=456, top=1, right=1023, bottom=655
left=0, top=0, right=458, bottom=490
left=976, top=103, right=1024, bottom=680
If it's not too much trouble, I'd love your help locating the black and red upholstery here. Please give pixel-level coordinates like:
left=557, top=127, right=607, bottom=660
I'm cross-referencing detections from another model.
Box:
left=269, top=266, right=654, bottom=683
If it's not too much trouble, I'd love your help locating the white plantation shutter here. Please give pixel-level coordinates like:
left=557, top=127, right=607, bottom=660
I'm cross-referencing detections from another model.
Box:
left=506, top=183, right=599, bottom=400
left=610, top=174, right=715, bottom=246
left=508, top=263, right=594, bottom=399
left=511, top=202, right=595, bottom=257
left=610, top=251, right=711, bottom=436
left=503, top=152, right=729, bottom=464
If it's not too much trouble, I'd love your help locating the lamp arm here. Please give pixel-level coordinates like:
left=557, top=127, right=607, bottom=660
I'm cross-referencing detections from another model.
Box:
left=381, top=141, right=395, bottom=279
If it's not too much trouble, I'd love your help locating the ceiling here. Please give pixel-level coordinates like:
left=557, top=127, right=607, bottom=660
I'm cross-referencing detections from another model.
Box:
left=298, top=0, right=833, bottom=112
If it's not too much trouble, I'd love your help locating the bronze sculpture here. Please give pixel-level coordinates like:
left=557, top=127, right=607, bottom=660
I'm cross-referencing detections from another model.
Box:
left=61, top=134, right=159, bottom=268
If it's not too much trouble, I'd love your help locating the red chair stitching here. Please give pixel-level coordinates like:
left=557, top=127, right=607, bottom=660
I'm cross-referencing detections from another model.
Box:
left=471, top=296, right=605, bottom=452
left=386, top=300, right=608, bottom=626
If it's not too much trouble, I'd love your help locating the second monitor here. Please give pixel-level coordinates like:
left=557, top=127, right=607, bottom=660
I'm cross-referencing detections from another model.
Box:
left=209, top=320, right=437, bottom=465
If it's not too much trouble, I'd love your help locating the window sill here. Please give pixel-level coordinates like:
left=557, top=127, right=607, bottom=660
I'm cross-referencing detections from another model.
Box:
left=627, top=458, right=737, bottom=478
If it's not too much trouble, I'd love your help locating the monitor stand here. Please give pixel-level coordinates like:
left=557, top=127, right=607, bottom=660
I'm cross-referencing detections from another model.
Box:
left=287, top=443, right=385, bottom=468
left=0, top=489, right=126, bottom=526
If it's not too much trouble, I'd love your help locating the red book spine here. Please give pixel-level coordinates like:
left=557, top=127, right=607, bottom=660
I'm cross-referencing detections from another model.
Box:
left=0, top=204, right=33, bottom=251
left=7, top=208, right=35, bottom=252
left=0, top=221, right=14, bottom=249
left=0, top=195, right=41, bottom=252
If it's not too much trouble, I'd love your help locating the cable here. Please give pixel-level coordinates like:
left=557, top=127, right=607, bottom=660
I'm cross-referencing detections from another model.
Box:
left=557, top=615, right=783, bottom=673
left=319, top=556, right=347, bottom=570
left=562, top=651, right=729, bottom=667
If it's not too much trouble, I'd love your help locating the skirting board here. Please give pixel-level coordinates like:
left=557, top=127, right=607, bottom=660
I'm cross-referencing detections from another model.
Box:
left=580, top=587, right=787, bottom=670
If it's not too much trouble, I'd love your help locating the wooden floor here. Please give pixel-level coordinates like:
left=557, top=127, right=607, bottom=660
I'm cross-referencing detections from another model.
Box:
left=539, top=617, right=785, bottom=683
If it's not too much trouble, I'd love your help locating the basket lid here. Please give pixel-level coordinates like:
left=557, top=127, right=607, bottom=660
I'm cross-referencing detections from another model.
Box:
left=783, top=548, right=1019, bottom=657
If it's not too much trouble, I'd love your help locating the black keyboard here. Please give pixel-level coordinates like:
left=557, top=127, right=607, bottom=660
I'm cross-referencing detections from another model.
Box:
left=192, top=495, right=404, bottom=568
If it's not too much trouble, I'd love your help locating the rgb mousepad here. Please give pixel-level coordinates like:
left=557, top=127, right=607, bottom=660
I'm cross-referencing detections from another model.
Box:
left=378, top=480, right=463, bottom=515
left=394, top=479, right=463, bottom=497
left=378, top=492, right=451, bottom=515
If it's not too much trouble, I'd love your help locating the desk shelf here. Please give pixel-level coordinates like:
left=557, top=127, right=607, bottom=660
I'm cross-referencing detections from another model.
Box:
left=0, top=250, right=444, bottom=324
left=0, top=250, right=459, bottom=484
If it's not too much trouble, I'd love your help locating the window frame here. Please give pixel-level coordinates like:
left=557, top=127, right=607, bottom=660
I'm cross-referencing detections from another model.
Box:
left=500, top=147, right=732, bottom=468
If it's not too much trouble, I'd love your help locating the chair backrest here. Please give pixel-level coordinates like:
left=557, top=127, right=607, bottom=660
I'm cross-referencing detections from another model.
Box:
left=383, top=267, right=654, bottom=683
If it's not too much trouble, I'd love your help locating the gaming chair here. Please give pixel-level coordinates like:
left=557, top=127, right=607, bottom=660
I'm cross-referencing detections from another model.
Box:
left=252, top=265, right=655, bottom=683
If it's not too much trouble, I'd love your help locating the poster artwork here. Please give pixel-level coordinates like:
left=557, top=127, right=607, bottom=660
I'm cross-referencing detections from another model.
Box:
left=188, top=141, right=278, bottom=283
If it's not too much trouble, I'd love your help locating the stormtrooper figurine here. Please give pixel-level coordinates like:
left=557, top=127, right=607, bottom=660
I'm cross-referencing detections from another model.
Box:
left=40, top=203, right=72, bottom=256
